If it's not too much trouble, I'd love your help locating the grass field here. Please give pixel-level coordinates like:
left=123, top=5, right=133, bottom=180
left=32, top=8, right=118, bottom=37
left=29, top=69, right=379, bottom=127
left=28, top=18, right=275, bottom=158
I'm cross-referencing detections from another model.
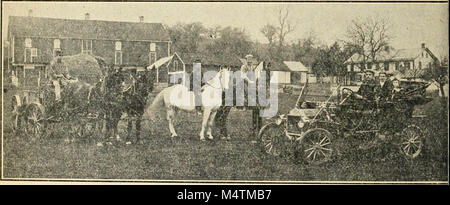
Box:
left=2, top=85, right=448, bottom=182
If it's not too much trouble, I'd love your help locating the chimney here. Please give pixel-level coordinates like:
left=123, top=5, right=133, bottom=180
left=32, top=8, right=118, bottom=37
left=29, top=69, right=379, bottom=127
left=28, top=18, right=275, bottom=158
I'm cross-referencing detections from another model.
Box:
left=421, top=43, right=426, bottom=49
left=28, top=9, right=33, bottom=17
left=85, top=13, right=90, bottom=20
left=139, top=16, right=144, bottom=23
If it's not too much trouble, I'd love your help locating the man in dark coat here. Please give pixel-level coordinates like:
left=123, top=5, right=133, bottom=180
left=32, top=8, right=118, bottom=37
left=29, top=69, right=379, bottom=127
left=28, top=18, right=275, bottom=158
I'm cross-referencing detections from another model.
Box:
left=375, top=71, right=394, bottom=102
left=355, top=69, right=378, bottom=101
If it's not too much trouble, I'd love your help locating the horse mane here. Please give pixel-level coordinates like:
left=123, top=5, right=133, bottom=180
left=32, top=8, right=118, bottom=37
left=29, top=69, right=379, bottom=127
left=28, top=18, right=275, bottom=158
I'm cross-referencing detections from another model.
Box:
left=201, top=70, right=222, bottom=90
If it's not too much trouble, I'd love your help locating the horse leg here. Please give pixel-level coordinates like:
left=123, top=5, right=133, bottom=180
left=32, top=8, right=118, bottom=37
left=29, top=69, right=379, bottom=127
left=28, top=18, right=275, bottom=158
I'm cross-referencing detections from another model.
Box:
left=136, top=116, right=142, bottom=144
left=126, top=116, right=133, bottom=144
left=166, top=107, right=178, bottom=138
left=206, top=110, right=217, bottom=140
left=200, top=109, right=211, bottom=141
left=252, top=108, right=261, bottom=138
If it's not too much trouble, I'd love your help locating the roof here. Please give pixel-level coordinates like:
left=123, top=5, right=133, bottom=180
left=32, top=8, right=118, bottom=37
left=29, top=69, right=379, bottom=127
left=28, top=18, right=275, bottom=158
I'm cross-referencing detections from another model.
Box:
left=283, top=61, right=309, bottom=72
left=265, top=61, right=290, bottom=72
left=179, top=53, right=242, bottom=68
left=8, top=16, right=170, bottom=41
left=345, top=47, right=436, bottom=64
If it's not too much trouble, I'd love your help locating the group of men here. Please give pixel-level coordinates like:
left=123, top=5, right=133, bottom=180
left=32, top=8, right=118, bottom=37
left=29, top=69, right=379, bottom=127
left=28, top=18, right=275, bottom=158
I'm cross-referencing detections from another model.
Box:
left=354, top=69, right=403, bottom=106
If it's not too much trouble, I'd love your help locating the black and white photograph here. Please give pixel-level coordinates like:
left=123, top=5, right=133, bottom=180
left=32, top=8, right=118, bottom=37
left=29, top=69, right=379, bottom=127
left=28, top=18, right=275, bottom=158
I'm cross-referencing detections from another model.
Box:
left=1, top=1, right=449, bottom=184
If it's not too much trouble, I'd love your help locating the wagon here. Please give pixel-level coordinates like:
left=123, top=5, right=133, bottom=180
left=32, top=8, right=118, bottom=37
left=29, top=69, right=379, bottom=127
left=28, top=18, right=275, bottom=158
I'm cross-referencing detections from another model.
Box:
left=258, top=80, right=433, bottom=165
left=9, top=54, right=107, bottom=139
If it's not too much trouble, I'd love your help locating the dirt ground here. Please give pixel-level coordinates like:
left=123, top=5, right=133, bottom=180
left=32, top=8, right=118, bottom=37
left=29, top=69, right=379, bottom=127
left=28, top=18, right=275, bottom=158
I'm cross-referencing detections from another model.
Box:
left=1, top=88, right=448, bottom=182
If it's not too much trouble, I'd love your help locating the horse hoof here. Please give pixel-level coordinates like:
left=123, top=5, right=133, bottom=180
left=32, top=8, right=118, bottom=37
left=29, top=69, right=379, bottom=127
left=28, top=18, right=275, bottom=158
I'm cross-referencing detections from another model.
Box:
left=200, top=138, right=206, bottom=141
left=125, top=141, right=132, bottom=145
left=96, top=142, right=104, bottom=147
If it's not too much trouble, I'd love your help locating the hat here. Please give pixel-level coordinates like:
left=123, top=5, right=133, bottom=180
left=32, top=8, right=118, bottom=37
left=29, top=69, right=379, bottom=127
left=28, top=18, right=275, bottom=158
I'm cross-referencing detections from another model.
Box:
left=245, top=54, right=254, bottom=59
left=364, top=69, right=375, bottom=74
left=378, top=71, right=387, bottom=76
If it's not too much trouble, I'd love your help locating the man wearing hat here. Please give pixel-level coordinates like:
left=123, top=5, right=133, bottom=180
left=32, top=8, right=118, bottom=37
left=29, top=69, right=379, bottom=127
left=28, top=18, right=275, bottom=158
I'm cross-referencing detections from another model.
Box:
left=355, top=69, right=378, bottom=102
left=375, top=71, right=394, bottom=102
left=241, top=54, right=256, bottom=84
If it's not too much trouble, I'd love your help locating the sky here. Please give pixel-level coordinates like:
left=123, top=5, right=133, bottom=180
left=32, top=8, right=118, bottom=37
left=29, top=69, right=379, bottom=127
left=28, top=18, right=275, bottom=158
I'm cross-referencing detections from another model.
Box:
left=2, top=2, right=449, bottom=58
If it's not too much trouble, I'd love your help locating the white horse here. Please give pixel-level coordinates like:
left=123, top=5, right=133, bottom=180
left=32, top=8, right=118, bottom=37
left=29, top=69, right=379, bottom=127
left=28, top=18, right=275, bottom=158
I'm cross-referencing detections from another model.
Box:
left=145, top=68, right=230, bottom=141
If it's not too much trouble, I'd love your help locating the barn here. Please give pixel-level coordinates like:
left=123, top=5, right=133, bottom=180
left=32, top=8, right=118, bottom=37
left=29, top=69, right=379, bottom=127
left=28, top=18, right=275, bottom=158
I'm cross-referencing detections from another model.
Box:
left=5, top=13, right=171, bottom=87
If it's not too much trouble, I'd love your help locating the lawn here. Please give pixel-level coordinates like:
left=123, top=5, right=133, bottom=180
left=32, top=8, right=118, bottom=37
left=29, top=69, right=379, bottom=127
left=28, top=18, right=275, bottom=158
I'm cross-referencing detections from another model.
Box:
left=1, top=87, right=448, bottom=182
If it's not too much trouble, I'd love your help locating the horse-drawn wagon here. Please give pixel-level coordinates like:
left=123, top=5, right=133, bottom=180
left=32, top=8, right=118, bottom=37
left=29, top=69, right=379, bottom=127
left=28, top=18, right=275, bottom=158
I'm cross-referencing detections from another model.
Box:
left=9, top=54, right=108, bottom=139
left=258, top=79, right=433, bottom=165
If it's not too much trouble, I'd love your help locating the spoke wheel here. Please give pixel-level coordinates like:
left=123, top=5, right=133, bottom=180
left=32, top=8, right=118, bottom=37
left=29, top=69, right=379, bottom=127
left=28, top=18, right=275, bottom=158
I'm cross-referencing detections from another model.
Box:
left=398, top=125, right=424, bottom=159
left=258, top=122, right=287, bottom=157
left=24, top=104, right=45, bottom=137
left=297, top=128, right=333, bottom=165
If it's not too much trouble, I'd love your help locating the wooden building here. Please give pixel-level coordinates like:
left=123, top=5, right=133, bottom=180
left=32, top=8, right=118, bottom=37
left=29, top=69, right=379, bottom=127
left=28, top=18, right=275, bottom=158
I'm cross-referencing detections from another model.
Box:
left=6, top=13, right=171, bottom=86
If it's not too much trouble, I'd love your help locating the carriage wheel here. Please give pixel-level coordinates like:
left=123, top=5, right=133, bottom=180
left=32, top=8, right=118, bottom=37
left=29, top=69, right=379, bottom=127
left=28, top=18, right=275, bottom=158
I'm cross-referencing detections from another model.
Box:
left=258, top=122, right=287, bottom=157
left=297, top=128, right=333, bottom=165
left=24, top=104, right=44, bottom=137
left=398, top=125, right=424, bottom=159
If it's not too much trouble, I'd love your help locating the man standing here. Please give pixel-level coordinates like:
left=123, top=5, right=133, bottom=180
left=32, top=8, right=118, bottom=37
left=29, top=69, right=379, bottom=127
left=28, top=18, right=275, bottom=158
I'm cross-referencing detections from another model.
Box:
left=240, top=54, right=256, bottom=84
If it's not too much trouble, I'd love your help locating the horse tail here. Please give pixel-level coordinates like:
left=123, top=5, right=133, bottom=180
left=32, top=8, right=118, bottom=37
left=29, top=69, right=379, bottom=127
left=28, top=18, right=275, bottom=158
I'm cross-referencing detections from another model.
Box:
left=150, top=90, right=165, bottom=110
left=142, top=89, right=166, bottom=126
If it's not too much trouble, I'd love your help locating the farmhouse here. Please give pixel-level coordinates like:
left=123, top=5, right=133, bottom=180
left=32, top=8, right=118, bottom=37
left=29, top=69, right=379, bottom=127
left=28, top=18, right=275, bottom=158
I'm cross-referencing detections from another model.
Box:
left=6, top=12, right=171, bottom=86
left=344, top=43, right=439, bottom=83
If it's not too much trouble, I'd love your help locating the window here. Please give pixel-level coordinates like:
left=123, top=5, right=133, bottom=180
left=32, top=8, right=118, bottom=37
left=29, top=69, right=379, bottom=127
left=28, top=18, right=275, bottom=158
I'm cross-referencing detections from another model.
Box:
left=350, top=64, right=354, bottom=72
left=24, top=48, right=37, bottom=63
left=25, top=38, right=32, bottom=48
left=418, top=61, right=422, bottom=69
left=149, top=52, right=156, bottom=65
left=115, top=41, right=122, bottom=51
left=54, top=39, right=61, bottom=49
left=422, top=52, right=424, bottom=58
left=115, top=51, right=122, bottom=65
left=150, top=43, right=156, bottom=52
left=426, top=53, right=429, bottom=58
left=172, top=60, right=179, bottom=72
left=384, top=62, right=389, bottom=71
left=395, top=62, right=399, bottom=70
left=53, top=39, right=61, bottom=56
left=405, top=61, right=411, bottom=70
left=82, top=40, right=93, bottom=54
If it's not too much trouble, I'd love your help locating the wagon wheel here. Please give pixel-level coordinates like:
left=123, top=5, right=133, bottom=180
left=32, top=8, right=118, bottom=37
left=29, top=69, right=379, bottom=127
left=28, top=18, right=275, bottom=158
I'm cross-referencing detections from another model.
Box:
left=258, top=122, right=287, bottom=157
left=398, top=125, right=424, bottom=159
left=24, top=104, right=45, bottom=137
left=296, top=128, right=334, bottom=165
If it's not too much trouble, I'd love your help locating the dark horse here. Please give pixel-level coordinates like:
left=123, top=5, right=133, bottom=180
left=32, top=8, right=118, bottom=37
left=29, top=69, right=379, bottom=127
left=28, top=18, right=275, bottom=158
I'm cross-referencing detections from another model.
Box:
left=103, top=67, right=154, bottom=145
left=214, top=64, right=270, bottom=140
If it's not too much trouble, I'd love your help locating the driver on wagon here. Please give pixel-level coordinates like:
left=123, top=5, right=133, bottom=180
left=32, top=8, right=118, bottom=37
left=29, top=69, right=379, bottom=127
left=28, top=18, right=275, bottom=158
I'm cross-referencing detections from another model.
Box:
left=354, top=69, right=377, bottom=101
left=49, top=53, right=76, bottom=101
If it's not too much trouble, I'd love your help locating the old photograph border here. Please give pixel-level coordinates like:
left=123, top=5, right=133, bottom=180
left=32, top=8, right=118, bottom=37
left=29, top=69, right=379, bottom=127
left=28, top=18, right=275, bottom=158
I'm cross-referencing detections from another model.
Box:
left=1, top=0, right=449, bottom=185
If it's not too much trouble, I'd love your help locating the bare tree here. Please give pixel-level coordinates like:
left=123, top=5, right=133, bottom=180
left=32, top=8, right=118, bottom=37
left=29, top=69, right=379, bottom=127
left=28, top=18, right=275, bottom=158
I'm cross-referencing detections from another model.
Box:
left=276, top=8, right=295, bottom=56
left=260, top=24, right=277, bottom=45
left=345, top=17, right=392, bottom=67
